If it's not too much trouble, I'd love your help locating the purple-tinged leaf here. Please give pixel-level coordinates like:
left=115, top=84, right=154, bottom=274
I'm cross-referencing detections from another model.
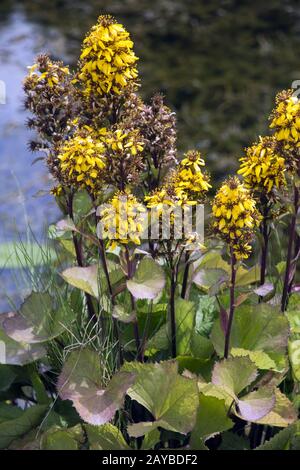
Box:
left=57, top=348, right=135, bottom=425
left=254, top=283, right=274, bottom=297
left=212, top=357, right=257, bottom=396
left=237, top=388, right=276, bottom=421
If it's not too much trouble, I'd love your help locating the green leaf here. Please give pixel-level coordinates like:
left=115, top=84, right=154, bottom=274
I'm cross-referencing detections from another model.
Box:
left=286, top=294, right=300, bottom=333
left=212, top=357, right=257, bottom=397
left=194, top=294, right=218, bottom=337
left=112, top=303, right=137, bottom=323
left=41, top=424, right=84, bottom=450
left=0, top=365, right=18, bottom=391
left=190, top=394, right=233, bottom=447
left=0, top=404, right=48, bottom=449
left=127, top=258, right=165, bottom=300
left=196, top=251, right=230, bottom=272
left=141, top=428, right=160, bottom=450
left=123, top=360, right=198, bottom=435
left=145, top=299, right=197, bottom=356
left=0, top=317, right=46, bottom=365
left=177, top=356, right=214, bottom=381
left=206, top=357, right=277, bottom=422
left=191, top=332, right=214, bottom=360
left=255, top=389, right=297, bottom=427
left=235, top=264, right=260, bottom=287
left=57, top=348, right=135, bottom=425
left=55, top=217, right=77, bottom=234
left=128, top=421, right=160, bottom=438
left=211, top=304, right=289, bottom=370
left=219, top=432, right=250, bottom=450
left=61, top=265, right=99, bottom=298
left=236, top=387, right=276, bottom=421
left=0, top=403, right=23, bottom=423
left=175, top=298, right=196, bottom=355
left=73, top=189, right=93, bottom=221
left=1, top=292, right=72, bottom=344
left=288, top=339, right=300, bottom=381
left=85, top=423, right=130, bottom=450
left=193, top=268, right=228, bottom=295
left=231, top=348, right=277, bottom=370
left=253, top=283, right=274, bottom=297
left=256, top=421, right=300, bottom=450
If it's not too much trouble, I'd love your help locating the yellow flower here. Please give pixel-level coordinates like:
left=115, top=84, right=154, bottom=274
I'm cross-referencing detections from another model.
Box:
left=78, top=15, right=138, bottom=96
left=58, top=127, right=106, bottom=194
left=105, top=128, right=144, bottom=156
left=50, top=185, right=63, bottom=196
left=144, top=188, right=175, bottom=213
left=270, top=90, right=300, bottom=143
left=99, top=191, right=146, bottom=248
left=102, top=127, right=145, bottom=188
left=27, top=60, right=69, bottom=88
left=212, top=176, right=261, bottom=259
left=174, top=150, right=211, bottom=205
left=238, top=136, right=286, bottom=194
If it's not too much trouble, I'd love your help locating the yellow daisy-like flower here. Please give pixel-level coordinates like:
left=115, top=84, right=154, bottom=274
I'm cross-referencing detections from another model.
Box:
left=99, top=191, right=146, bottom=249
left=58, top=127, right=106, bottom=194
left=27, top=60, right=69, bottom=88
left=180, top=150, right=205, bottom=171
left=144, top=187, right=175, bottom=213
left=105, top=128, right=144, bottom=156
left=102, top=127, right=145, bottom=188
left=270, top=89, right=300, bottom=149
left=238, top=136, right=286, bottom=194
left=212, top=176, right=261, bottom=259
left=78, top=15, right=138, bottom=96
left=174, top=150, right=211, bottom=205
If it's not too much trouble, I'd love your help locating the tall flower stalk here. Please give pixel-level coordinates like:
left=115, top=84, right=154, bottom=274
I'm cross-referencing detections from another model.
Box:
left=238, top=135, right=286, bottom=287
left=269, top=89, right=300, bottom=310
left=212, top=177, right=260, bottom=355
left=145, top=151, right=210, bottom=358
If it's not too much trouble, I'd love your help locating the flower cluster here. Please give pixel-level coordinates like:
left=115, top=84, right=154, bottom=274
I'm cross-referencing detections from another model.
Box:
left=124, top=93, right=177, bottom=188
left=212, top=176, right=261, bottom=259
left=269, top=89, right=300, bottom=171
left=24, top=54, right=76, bottom=154
left=99, top=191, right=146, bottom=249
left=102, top=127, right=144, bottom=189
left=57, top=126, right=106, bottom=194
left=144, top=186, right=176, bottom=212
left=238, top=136, right=286, bottom=195
left=173, top=150, right=211, bottom=204
left=145, top=150, right=210, bottom=208
left=78, top=15, right=138, bottom=97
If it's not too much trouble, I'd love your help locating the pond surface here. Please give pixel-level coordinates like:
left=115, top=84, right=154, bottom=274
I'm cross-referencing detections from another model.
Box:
left=1, top=0, right=300, bottom=308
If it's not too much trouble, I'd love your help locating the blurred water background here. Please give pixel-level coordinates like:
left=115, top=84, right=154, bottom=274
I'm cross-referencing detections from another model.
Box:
left=1, top=0, right=300, bottom=308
